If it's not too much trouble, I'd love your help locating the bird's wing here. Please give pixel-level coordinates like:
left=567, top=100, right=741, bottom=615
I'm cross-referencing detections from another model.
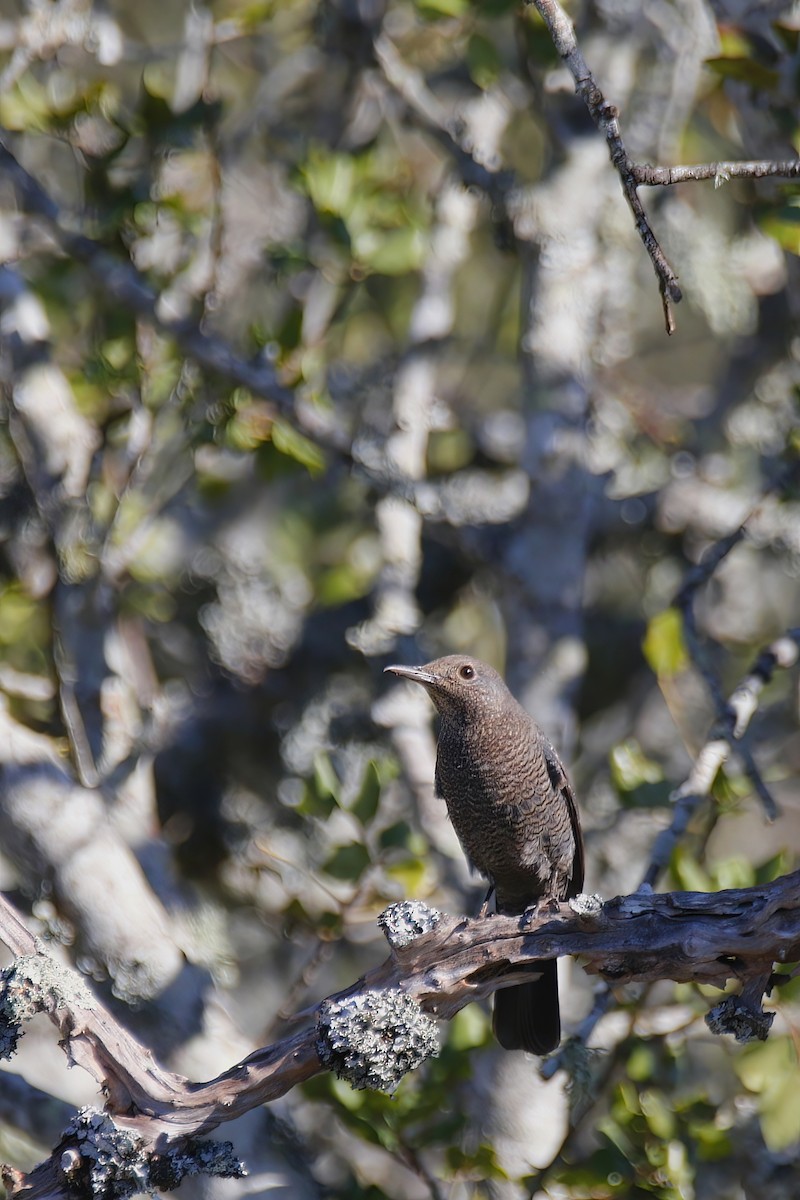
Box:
left=542, top=739, right=585, bottom=897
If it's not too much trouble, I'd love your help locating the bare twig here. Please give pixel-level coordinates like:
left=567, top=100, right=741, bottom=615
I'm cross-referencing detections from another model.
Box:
left=674, top=527, right=746, bottom=722
left=645, top=633, right=799, bottom=883
left=673, top=467, right=800, bottom=824
left=526, top=0, right=800, bottom=332
left=373, top=34, right=514, bottom=221
left=529, top=0, right=682, bottom=333
left=633, top=161, right=800, bottom=186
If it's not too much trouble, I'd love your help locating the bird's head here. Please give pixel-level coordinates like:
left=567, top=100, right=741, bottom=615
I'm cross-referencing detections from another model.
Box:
left=384, top=654, right=512, bottom=722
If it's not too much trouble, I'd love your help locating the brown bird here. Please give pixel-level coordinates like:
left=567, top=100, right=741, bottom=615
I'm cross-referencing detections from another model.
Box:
left=385, top=654, right=584, bottom=1054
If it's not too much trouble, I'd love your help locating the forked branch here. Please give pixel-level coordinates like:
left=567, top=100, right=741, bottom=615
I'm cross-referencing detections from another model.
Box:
left=528, top=0, right=799, bottom=332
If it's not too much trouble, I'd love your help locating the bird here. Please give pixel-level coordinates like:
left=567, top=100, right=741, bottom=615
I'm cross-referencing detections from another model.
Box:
left=384, top=654, right=584, bottom=1054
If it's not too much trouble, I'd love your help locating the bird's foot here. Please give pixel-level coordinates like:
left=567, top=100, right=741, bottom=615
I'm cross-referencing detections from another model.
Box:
left=477, top=883, right=496, bottom=920
left=522, top=896, right=561, bottom=926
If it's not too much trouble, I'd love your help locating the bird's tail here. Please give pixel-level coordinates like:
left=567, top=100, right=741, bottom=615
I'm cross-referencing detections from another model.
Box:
left=492, top=958, right=560, bottom=1055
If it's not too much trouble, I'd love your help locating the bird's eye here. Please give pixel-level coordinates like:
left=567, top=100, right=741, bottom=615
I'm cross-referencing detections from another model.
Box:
left=459, top=664, right=475, bottom=680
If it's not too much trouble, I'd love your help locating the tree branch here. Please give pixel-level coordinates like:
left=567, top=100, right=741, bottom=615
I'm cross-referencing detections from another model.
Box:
left=541, top=618, right=800, bottom=1078
left=674, top=468, right=800, bottom=823
left=633, top=161, right=800, bottom=186
left=529, top=0, right=682, bottom=332
left=0, top=138, right=343, bottom=458
left=528, top=0, right=800, bottom=333
left=3, top=871, right=800, bottom=1196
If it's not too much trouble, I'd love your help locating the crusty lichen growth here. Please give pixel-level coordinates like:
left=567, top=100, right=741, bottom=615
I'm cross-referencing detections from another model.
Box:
left=63, top=1108, right=150, bottom=1199
left=378, top=901, right=441, bottom=949
left=0, top=952, right=96, bottom=1059
left=569, top=892, right=604, bottom=917
left=61, top=1108, right=245, bottom=1198
left=317, top=988, right=440, bottom=1093
left=705, top=994, right=774, bottom=1043
left=149, top=1138, right=246, bottom=1191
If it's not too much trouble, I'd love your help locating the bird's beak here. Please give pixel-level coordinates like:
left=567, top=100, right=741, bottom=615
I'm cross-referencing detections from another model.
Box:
left=384, top=664, right=438, bottom=688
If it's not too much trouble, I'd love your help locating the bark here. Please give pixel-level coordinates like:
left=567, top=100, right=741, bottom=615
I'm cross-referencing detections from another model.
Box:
left=2, top=872, right=798, bottom=1197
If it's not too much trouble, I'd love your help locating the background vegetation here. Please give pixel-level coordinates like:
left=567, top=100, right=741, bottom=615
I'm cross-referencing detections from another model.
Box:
left=1, top=0, right=800, bottom=1196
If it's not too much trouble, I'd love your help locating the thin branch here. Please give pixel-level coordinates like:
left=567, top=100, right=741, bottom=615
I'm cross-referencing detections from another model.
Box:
left=646, top=634, right=799, bottom=882
left=674, top=527, right=746, bottom=724
left=526, top=0, right=800, bottom=333
left=373, top=34, right=514, bottom=220
left=633, top=161, right=800, bottom=186
left=542, top=623, right=800, bottom=1076
left=0, top=138, right=345, bottom=457
left=529, top=0, right=682, bottom=333
left=673, top=465, right=800, bottom=823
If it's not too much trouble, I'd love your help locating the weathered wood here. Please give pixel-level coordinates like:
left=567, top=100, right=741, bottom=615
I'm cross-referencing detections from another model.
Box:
left=3, top=873, right=800, bottom=1197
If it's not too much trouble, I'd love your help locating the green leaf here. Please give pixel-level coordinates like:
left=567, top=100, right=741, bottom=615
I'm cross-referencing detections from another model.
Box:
left=736, top=1037, right=800, bottom=1150
left=354, top=227, right=426, bottom=275
left=351, top=760, right=382, bottom=826
left=379, top=820, right=413, bottom=850
left=445, top=1141, right=508, bottom=1180
left=297, top=781, right=337, bottom=819
left=313, top=753, right=341, bottom=805
left=317, top=563, right=372, bottom=606
left=467, top=33, right=502, bottom=89
left=471, top=0, right=517, bottom=12
left=639, top=1088, right=675, bottom=1140
left=323, top=842, right=371, bottom=881
left=754, top=850, right=791, bottom=884
left=627, top=1042, right=657, bottom=1082
left=100, top=336, right=134, bottom=371
left=427, top=429, right=475, bottom=474
left=757, top=203, right=800, bottom=256
left=670, top=845, right=711, bottom=892
left=610, top=740, right=663, bottom=790
left=271, top=420, right=326, bottom=476
left=416, top=0, right=468, bottom=16
left=705, top=56, right=779, bottom=90
left=447, top=1005, right=490, bottom=1051
left=609, top=739, right=670, bottom=807
left=302, top=149, right=355, bottom=216
left=643, top=608, right=688, bottom=678
left=384, top=856, right=430, bottom=894
left=710, top=855, right=754, bottom=891
left=690, top=1117, right=733, bottom=1162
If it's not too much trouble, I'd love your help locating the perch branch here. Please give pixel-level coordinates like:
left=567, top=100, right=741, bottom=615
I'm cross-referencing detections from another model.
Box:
left=3, top=871, right=800, bottom=1196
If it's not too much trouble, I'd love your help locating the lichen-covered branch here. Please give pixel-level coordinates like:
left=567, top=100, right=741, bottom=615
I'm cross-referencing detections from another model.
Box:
left=3, top=871, right=800, bottom=1196
left=529, top=0, right=682, bottom=332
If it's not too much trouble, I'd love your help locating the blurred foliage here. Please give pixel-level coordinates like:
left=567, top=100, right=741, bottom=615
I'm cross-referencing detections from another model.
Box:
left=1, top=0, right=800, bottom=1197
